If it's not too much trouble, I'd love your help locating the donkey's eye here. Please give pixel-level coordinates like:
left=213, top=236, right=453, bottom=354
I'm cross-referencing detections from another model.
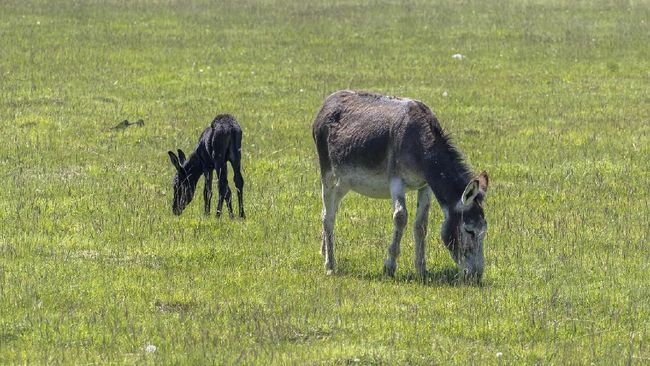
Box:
left=464, top=228, right=476, bottom=238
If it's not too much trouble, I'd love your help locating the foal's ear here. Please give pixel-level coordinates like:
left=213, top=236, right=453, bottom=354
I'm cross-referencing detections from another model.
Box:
left=177, top=149, right=186, bottom=164
left=168, top=151, right=182, bottom=171
left=461, top=180, right=480, bottom=206
left=478, top=171, right=489, bottom=193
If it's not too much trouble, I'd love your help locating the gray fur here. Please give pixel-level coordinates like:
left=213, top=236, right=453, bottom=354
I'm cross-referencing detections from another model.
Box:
left=313, top=90, right=489, bottom=282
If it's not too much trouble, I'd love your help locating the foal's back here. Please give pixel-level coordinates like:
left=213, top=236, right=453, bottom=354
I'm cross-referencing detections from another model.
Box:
left=198, top=114, right=242, bottom=167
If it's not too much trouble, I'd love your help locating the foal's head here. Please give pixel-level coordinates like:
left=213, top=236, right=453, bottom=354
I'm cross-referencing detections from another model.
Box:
left=168, top=149, right=196, bottom=215
left=441, top=171, right=489, bottom=283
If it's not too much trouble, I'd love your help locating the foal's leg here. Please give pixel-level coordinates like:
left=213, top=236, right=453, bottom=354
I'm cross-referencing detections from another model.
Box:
left=413, top=186, right=432, bottom=280
left=321, top=181, right=346, bottom=274
left=231, top=159, right=245, bottom=219
left=216, top=164, right=234, bottom=218
left=225, top=187, right=234, bottom=219
left=384, top=177, right=407, bottom=277
left=203, top=170, right=213, bottom=215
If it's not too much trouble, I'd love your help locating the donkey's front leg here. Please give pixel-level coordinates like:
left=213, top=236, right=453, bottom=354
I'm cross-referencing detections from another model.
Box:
left=384, top=178, right=407, bottom=277
left=413, top=186, right=432, bottom=281
left=203, top=170, right=213, bottom=215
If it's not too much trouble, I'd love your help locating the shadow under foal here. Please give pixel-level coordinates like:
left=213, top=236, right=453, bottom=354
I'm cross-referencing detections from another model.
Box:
left=168, top=114, right=245, bottom=218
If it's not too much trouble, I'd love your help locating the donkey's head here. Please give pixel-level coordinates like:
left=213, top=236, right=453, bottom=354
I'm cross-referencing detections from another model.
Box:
left=168, top=149, right=196, bottom=215
left=441, top=171, right=489, bottom=283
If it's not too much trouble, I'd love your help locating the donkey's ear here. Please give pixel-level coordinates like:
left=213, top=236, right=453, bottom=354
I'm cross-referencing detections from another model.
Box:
left=177, top=149, right=186, bottom=164
left=461, top=179, right=480, bottom=206
left=478, top=171, right=489, bottom=194
left=168, top=151, right=182, bottom=171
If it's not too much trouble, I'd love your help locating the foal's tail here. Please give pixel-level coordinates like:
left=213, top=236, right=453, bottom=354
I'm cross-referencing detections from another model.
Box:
left=231, top=127, right=243, bottom=165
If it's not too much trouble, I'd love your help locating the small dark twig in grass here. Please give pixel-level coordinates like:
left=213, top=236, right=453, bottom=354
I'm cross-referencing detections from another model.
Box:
left=109, top=119, right=145, bottom=130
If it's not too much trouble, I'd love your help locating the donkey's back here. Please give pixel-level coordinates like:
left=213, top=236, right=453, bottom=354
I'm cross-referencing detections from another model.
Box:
left=313, top=90, right=440, bottom=197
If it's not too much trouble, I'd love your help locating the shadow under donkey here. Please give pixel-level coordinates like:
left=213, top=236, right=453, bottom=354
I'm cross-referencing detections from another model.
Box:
left=333, top=258, right=483, bottom=287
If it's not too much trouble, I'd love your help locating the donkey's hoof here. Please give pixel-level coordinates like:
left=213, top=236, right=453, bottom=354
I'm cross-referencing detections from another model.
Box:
left=325, top=261, right=336, bottom=275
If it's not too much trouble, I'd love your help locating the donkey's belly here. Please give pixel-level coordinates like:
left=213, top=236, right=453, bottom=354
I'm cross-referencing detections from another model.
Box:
left=345, top=169, right=392, bottom=198
left=337, top=167, right=426, bottom=199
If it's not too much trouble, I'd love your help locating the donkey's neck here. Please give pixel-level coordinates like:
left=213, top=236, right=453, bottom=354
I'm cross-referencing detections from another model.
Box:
left=182, top=153, right=204, bottom=186
left=426, top=140, right=473, bottom=211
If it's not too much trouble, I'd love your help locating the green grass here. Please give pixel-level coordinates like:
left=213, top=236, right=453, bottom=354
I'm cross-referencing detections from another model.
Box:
left=1, top=0, right=649, bottom=364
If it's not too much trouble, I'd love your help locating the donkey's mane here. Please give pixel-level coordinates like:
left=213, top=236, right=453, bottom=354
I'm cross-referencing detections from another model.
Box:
left=436, top=127, right=474, bottom=184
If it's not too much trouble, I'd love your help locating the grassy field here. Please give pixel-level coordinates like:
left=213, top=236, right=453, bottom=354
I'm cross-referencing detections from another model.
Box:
left=1, top=0, right=649, bottom=364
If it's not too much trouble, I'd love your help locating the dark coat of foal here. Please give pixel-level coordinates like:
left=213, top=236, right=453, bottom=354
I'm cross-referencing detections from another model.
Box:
left=313, top=90, right=488, bottom=281
left=168, top=114, right=245, bottom=218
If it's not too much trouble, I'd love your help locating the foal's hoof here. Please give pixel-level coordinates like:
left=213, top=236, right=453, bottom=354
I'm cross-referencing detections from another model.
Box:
left=383, top=261, right=396, bottom=277
left=326, top=269, right=335, bottom=276
left=416, top=270, right=431, bottom=284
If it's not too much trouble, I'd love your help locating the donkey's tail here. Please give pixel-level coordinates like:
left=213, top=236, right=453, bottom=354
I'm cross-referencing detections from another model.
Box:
left=312, top=112, right=337, bottom=177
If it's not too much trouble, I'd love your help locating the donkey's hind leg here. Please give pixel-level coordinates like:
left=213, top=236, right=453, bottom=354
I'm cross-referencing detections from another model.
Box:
left=413, top=186, right=432, bottom=281
left=321, top=179, right=346, bottom=275
left=216, top=163, right=234, bottom=218
left=384, top=177, right=407, bottom=277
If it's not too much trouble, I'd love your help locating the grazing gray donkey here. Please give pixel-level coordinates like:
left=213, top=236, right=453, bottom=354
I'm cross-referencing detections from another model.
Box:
left=313, top=91, right=488, bottom=282
left=168, top=114, right=245, bottom=219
